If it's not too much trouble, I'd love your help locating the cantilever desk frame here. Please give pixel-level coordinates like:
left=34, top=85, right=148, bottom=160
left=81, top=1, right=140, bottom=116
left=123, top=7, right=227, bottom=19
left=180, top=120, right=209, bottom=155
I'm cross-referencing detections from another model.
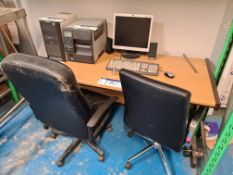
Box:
left=65, top=52, right=220, bottom=109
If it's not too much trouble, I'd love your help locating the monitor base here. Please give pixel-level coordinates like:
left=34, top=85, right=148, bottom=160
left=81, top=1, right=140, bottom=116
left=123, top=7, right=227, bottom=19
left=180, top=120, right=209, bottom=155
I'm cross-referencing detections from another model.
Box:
left=121, top=51, right=142, bottom=59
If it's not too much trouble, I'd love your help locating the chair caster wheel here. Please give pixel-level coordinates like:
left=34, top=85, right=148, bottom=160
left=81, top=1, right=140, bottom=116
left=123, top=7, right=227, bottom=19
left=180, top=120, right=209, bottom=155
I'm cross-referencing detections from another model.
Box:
left=125, top=162, right=131, bottom=169
left=50, top=133, right=57, bottom=139
left=183, top=148, right=191, bottom=157
left=43, top=125, right=49, bottom=130
left=98, top=155, right=104, bottom=162
left=107, top=126, right=113, bottom=132
left=183, top=151, right=191, bottom=157
left=183, top=146, right=191, bottom=157
left=106, top=124, right=113, bottom=132
left=96, top=135, right=101, bottom=142
left=127, top=131, right=134, bottom=137
left=56, top=160, right=64, bottom=167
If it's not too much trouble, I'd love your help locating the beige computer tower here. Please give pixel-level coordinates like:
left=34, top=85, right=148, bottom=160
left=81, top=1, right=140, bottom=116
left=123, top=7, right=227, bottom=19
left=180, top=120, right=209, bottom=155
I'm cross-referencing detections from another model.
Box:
left=39, top=12, right=77, bottom=61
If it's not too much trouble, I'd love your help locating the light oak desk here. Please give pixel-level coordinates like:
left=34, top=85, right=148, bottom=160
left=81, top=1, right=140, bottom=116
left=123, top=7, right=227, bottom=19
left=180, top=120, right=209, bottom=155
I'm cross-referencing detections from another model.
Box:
left=64, top=52, right=220, bottom=108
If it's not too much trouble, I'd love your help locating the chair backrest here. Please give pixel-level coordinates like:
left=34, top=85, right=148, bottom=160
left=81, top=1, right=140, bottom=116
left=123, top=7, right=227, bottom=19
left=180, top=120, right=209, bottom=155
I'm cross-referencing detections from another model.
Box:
left=1, top=53, right=92, bottom=140
left=119, top=69, right=191, bottom=152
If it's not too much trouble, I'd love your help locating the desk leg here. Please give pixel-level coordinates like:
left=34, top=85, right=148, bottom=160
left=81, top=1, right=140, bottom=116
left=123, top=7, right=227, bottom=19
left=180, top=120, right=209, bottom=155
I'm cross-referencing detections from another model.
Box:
left=191, top=135, right=198, bottom=168
left=183, top=106, right=208, bottom=168
left=184, top=107, right=207, bottom=146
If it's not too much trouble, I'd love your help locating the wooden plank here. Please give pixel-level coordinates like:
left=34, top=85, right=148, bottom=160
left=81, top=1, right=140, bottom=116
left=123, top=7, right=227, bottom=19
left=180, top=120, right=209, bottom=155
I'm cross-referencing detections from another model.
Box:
left=0, top=83, right=10, bottom=99
left=0, top=8, right=26, bottom=26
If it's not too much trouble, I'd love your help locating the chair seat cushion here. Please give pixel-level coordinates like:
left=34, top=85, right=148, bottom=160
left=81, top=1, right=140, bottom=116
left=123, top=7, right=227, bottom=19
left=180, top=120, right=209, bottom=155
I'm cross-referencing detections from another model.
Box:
left=81, top=88, right=110, bottom=112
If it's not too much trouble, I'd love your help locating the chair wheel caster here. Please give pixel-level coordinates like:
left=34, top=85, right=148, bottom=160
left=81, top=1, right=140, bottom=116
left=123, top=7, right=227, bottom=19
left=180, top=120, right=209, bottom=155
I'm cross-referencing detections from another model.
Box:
left=183, top=146, right=191, bottom=157
left=43, top=125, right=49, bottom=130
left=183, top=150, right=191, bottom=157
left=127, top=131, right=134, bottom=137
left=98, top=155, right=104, bottom=162
left=96, top=135, right=101, bottom=142
left=50, top=133, right=58, bottom=139
left=106, top=124, right=113, bottom=132
left=107, top=127, right=112, bottom=132
left=125, top=162, right=131, bottom=169
left=56, top=160, right=64, bottom=167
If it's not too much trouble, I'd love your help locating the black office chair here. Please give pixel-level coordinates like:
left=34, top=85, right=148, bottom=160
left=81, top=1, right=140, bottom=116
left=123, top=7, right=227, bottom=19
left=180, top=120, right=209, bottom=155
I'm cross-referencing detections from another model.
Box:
left=119, top=69, right=191, bottom=175
left=1, top=53, right=117, bottom=166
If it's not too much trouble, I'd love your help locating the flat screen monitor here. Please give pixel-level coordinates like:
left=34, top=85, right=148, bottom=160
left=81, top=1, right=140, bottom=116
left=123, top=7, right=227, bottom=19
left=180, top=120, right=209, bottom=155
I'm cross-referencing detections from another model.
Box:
left=113, top=13, right=153, bottom=54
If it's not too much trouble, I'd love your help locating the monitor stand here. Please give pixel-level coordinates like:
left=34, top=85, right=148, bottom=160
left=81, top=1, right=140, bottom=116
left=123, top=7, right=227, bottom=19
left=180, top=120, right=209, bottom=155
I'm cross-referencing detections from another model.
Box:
left=121, top=51, right=142, bottom=59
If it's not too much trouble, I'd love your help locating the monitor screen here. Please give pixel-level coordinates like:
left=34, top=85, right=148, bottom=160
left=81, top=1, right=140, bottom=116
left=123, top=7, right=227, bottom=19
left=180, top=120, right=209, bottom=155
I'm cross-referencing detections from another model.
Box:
left=113, top=14, right=153, bottom=52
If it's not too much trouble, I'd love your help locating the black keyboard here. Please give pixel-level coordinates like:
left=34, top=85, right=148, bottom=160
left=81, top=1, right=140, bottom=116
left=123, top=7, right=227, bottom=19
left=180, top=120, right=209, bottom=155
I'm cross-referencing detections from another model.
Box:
left=106, top=59, right=159, bottom=76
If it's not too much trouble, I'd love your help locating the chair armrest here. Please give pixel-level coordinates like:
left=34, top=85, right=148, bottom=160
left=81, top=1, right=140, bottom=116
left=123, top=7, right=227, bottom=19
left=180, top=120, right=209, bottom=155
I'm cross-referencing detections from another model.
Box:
left=87, top=96, right=118, bottom=128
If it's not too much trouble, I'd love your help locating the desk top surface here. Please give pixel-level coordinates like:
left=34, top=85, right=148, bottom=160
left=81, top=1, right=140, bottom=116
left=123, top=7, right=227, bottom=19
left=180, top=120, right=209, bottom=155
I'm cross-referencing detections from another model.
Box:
left=64, top=53, right=219, bottom=108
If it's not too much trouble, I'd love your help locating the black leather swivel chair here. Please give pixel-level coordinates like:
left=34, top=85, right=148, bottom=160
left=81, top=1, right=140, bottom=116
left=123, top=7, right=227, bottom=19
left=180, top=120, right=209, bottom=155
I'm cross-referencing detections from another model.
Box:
left=1, top=53, right=117, bottom=166
left=119, top=69, right=191, bottom=175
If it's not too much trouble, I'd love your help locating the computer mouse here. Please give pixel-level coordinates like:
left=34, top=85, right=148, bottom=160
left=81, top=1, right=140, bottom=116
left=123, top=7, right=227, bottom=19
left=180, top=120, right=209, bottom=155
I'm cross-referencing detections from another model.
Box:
left=164, top=71, right=175, bottom=78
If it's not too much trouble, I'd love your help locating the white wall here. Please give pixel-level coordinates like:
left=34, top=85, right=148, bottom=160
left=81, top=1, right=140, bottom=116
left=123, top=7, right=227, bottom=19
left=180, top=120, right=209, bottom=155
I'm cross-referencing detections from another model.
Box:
left=20, top=0, right=228, bottom=59
left=211, top=0, right=233, bottom=65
